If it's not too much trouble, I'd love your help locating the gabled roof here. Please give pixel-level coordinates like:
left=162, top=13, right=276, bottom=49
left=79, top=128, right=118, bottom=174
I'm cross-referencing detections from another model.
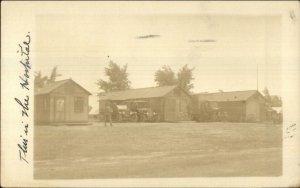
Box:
left=194, top=90, right=263, bottom=102
left=35, top=79, right=91, bottom=95
left=99, top=85, right=177, bottom=101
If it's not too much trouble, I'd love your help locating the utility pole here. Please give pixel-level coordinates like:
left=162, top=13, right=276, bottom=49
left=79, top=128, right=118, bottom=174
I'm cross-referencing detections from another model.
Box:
left=256, top=63, right=258, bottom=91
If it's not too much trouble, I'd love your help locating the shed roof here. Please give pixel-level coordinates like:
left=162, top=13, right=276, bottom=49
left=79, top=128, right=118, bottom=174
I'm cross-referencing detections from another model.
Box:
left=99, top=85, right=177, bottom=101
left=35, top=79, right=91, bottom=95
left=194, top=90, right=263, bottom=102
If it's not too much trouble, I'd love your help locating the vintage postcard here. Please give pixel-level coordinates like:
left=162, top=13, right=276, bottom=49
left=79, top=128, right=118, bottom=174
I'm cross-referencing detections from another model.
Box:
left=1, top=1, right=299, bottom=187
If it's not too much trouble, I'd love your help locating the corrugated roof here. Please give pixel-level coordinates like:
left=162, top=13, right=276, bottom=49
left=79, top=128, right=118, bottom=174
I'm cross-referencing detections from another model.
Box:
left=99, top=85, right=177, bottom=101
left=194, top=90, right=261, bottom=102
left=35, top=79, right=91, bottom=95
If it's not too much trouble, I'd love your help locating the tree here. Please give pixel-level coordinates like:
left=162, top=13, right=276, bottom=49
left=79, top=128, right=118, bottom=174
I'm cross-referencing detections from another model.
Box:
left=270, top=95, right=282, bottom=107
left=177, top=64, right=194, bottom=92
left=154, top=64, right=195, bottom=93
left=154, top=65, right=177, bottom=86
left=34, top=66, right=62, bottom=89
left=34, top=71, right=48, bottom=89
left=263, top=87, right=282, bottom=107
left=262, top=87, right=272, bottom=105
left=97, top=60, right=131, bottom=92
left=47, top=66, right=62, bottom=84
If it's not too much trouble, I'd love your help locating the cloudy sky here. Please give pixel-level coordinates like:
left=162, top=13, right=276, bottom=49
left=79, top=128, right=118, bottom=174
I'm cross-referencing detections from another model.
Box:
left=35, top=14, right=281, bottom=108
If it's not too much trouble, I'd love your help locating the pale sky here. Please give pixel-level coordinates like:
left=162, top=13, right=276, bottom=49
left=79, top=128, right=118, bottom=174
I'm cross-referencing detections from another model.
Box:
left=35, top=14, right=281, bottom=108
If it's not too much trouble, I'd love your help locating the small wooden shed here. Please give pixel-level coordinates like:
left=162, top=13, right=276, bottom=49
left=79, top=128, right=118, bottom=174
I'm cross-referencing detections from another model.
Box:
left=34, top=79, right=91, bottom=124
left=99, top=85, right=191, bottom=122
left=193, top=90, right=267, bottom=122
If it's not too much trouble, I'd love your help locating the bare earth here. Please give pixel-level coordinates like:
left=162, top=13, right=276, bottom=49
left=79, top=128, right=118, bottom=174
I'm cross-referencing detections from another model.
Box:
left=34, top=122, right=282, bottom=179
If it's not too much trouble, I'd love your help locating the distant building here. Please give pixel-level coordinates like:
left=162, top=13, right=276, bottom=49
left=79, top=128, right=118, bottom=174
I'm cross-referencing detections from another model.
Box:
left=34, top=79, right=91, bottom=124
left=99, top=85, right=191, bottom=122
left=193, top=90, right=267, bottom=122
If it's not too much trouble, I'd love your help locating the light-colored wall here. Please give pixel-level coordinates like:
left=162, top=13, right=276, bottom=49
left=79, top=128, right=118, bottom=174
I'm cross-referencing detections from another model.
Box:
left=49, top=94, right=89, bottom=122
left=68, top=95, right=89, bottom=122
left=48, top=81, right=90, bottom=123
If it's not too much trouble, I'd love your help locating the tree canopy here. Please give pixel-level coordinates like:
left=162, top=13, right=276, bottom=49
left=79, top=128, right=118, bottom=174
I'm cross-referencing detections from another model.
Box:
left=34, top=66, right=62, bottom=89
left=262, top=87, right=282, bottom=107
left=177, top=64, right=194, bottom=92
left=97, top=60, right=131, bottom=92
left=262, top=87, right=272, bottom=104
left=34, top=71, right=48, bottom=89
left=48, top=66, right=62, bottom=84
left=154, top=65, right=177, bottom=86
left=154, top=64, right=195, bottom=93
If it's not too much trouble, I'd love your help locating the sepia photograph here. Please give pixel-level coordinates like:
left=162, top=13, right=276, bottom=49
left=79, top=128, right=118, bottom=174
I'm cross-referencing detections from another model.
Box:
left=33, top=13, right=283, bottom=179
left=1, top=1, right=299, bottom=187
left=34, top=15, right=283, bottom=179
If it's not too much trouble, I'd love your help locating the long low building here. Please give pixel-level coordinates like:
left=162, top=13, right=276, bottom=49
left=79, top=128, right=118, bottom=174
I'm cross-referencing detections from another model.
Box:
left=192, top=90, right=267, bottom=122
left=99, top=85, right=191, bottom=122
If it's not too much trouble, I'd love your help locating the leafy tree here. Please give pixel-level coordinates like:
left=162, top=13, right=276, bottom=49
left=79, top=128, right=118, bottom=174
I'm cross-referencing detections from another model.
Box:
left=270, top=95, right=282, bottom=107
left=47, top=66, right=62, bottom=84
left=34, top=71, right=48, bottom=89
left=262, top=87, right=272, bottom=105
left=262, top=87, right=270, bottom=96
left=154, top=64, right=195, bottom=93
left=97, top=60, right=131, bottom=92
left=154, top=65, right=177, bottom=86
left=262, top=87, right=282, bottom=107
left=34, top=66, right=62, bottom=89
left=177, top=64, right=194, bottom=92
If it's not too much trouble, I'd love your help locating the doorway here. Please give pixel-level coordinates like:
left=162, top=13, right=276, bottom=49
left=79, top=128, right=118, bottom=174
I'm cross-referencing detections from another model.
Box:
left=54, top=97, right=65, bottom=122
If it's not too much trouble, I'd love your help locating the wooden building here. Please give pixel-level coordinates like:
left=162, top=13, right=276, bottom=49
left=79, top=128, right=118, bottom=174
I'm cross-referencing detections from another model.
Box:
left=193, top=90, right=267, bottom=122
left=99, top=85, right=191, bottom=122
left=34, top=79, right=91, bottom=124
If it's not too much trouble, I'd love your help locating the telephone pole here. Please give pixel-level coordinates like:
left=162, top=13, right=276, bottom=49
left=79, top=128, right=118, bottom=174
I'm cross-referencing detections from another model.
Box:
left=256, top=63, right=258, bottom=91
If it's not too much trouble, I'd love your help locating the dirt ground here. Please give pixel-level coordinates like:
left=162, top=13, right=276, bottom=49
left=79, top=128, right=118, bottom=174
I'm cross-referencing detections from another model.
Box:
left=34, top=122, right=282, bottom=179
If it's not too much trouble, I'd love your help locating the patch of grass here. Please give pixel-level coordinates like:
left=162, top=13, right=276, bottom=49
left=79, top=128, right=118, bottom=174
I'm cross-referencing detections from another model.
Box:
left=34, top=122, right=282, bottom=179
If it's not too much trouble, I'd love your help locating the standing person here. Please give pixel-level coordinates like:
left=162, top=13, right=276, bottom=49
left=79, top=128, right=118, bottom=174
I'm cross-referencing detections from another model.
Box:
left=104, top=101, right=113, bottom=127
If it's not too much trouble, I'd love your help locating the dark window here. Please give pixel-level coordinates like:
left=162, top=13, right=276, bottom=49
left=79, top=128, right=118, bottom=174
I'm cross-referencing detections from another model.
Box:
left=74, top=97, right=84, bottom=113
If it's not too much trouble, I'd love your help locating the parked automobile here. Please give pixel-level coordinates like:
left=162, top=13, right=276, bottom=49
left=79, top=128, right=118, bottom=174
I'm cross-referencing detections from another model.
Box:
left=191, top=100, right=228, bottom=122
left=115, top=104, right=138, bottom=122
left=123, top=100, right=160, bottom=122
